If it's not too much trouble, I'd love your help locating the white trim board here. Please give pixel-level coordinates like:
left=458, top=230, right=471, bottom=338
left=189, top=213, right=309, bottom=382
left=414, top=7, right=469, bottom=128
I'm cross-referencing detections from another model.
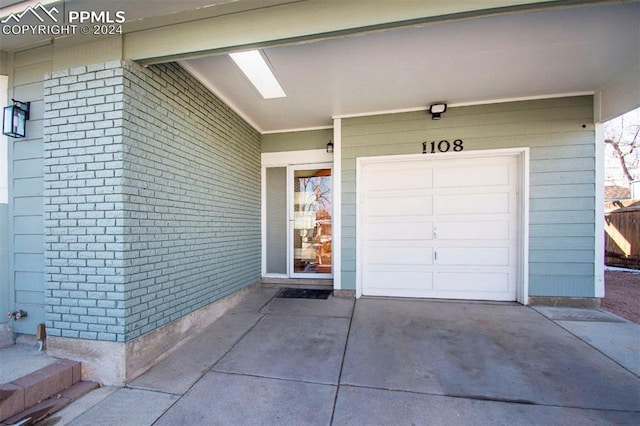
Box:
left=333, top=119, right=342, bottom=290
left=594, top=123, right=605, bottom=298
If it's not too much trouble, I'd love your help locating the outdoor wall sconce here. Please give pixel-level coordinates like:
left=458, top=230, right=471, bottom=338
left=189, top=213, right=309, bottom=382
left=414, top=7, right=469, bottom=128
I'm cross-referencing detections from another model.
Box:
left=3, top=99, right=30, bottom=138
left=326, top=140, right=334, bottom=153
left=429, top=103, right=447, bottom=120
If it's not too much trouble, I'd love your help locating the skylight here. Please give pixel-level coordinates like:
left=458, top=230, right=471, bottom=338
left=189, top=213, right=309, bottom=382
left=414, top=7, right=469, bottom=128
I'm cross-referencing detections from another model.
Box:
left=229, top=50, right=286, bottom=99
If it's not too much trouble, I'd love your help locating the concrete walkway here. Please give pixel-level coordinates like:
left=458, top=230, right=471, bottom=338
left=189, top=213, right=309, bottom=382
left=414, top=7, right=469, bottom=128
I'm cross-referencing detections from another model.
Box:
left=42, top=289, right=639, bottom=425
left=0, top=343, right=56, bottom=385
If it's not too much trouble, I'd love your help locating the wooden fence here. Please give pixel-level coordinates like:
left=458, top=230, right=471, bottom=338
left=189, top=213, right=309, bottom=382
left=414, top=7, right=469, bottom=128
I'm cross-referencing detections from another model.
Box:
left=604, top=201, right=640, bottom=269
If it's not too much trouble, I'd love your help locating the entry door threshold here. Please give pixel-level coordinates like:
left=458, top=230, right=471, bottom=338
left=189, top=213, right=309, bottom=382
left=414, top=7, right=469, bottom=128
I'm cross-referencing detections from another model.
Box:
left=262, top=277, right=333, bottom=290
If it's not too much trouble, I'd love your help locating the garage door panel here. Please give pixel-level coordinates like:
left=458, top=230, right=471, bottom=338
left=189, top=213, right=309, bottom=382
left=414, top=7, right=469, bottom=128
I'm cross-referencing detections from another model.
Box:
left=366, top=246, right=433, bottom=266
left=366, top=222, right=433, bottom=241
left=435, top=163, right=510, bottom=188
left=438, top=221, right=509, bottom=240
left=364, top=195, right=433, bottom=217
left=363, top=166, right=432, bottom=191
left=434, top=272, right=510, bottom=293
left=437, top=247, right=509, bottom=266
left=363, top=270, right=434, bottom=291
left=437, top=193, right=510, bottom=215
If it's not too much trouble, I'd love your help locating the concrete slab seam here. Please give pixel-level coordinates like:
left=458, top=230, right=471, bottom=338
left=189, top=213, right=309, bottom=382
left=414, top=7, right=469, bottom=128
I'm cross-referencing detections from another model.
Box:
left=207, top=313, right=268, bottom=375
left=135, top=387, right=183, bottom=424
left=256, top=312, right=354, bottom=319
left=528, top=308, right=640, bottom=379
left=255, top=290, right=279, bottom=312
left=152, top=313, right=268, bottom=402
left=336, top=384, right=640, bottom=414
left=329, top=297, right=356, bottom=425
left=204, top=370, right=340, bottom=389
left=554, top=321, right=640, bottom=379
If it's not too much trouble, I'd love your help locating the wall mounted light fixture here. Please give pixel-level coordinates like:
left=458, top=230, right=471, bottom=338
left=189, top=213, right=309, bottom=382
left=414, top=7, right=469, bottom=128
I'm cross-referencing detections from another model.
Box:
left=326, top=140, right=334, bottom=153
left=429, top=103, right=447, bottom=120
left=3, top=99, right=30, bottom=138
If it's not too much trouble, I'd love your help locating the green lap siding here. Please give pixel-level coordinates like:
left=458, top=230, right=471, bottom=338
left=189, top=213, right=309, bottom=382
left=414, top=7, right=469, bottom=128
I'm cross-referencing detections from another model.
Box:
left=341, top=96, right=596, bottom=298
left=261, top=129, right=332, bottom=153
left=8, top=46, right=52, bottom=334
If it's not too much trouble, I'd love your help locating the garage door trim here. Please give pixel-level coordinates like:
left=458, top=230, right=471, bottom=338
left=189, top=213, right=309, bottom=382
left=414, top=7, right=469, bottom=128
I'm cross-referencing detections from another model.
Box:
left=355, top=147, right=529, bottom=304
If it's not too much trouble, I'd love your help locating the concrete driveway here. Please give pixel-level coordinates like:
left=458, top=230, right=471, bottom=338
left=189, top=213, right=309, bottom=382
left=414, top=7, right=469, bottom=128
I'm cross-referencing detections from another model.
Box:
left=49, top=288, right=640, bottom=425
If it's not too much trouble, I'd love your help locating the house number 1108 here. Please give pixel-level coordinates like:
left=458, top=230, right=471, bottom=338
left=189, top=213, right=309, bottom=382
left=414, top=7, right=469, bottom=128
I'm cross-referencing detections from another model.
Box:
left=422, top=139, right=464, bottom=154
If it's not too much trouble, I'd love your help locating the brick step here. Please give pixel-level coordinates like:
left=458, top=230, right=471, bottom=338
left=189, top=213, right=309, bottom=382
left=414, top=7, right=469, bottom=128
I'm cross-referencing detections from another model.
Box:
left=0, top=360, right=98, bottom=424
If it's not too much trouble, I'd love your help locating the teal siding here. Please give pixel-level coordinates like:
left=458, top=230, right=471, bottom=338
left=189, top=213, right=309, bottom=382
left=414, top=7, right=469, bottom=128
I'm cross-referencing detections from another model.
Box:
left=262, top=129, right=332, bottom=153
left=341, top=96, right=596, bottom=298
left=8, top=46, right=52, bottom=334
left=265, top=167, right=287, bottom=274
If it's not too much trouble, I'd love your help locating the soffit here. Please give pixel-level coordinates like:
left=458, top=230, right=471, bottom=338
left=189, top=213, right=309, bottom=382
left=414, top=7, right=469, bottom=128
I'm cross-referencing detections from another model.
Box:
left=181, top=1, right=640, bottom=132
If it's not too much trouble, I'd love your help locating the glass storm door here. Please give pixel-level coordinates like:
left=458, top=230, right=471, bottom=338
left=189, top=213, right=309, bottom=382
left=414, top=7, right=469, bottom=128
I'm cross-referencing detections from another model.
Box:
left=289, top=165, right=333, bottom=278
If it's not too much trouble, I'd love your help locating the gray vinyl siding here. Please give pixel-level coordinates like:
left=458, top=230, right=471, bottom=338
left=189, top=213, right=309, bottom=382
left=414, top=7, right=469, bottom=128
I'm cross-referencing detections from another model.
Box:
left=8, top=46, right=52, bottom=334
left=266, top=167, right=287, bottom=274
left=262, top=129, right=332, bottom=153
left=341, top=96, right=596, bottom=298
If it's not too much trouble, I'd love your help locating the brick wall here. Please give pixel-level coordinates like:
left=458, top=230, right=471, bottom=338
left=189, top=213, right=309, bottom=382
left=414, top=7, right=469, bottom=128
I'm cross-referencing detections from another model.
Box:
left=44, top=61, right=261, bottom=342
left=121, top=62, right=261, bottom=340
left=44, top=61, right=126, bottom=342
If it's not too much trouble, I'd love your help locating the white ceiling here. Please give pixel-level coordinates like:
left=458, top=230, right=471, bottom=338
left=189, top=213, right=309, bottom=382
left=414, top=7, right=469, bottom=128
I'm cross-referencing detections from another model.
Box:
left=182, top=2, right=640, bottom=133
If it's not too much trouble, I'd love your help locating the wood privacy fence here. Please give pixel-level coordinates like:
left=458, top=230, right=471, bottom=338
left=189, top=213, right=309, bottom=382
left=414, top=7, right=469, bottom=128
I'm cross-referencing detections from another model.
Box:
left=604, top=201, right=640, bottom=269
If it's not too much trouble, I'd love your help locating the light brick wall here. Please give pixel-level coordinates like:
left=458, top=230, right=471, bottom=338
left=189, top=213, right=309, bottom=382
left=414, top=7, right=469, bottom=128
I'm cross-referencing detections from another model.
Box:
left=44, top=61, right=261, bottom=342
left=121, top=62, right=261, bottom=340
left=44, top=61, right=126, bottom=342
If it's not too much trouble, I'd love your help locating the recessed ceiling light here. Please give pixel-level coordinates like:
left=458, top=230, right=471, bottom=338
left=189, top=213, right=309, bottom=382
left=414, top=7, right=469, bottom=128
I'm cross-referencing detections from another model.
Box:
left=229, top=50, right=286, bottom=99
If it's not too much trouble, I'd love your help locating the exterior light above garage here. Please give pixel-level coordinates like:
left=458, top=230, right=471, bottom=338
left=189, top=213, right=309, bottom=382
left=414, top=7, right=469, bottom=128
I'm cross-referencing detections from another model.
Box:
left=429, top=103, right=447, bottom=120
left=229, top=50, right=286, bottom=99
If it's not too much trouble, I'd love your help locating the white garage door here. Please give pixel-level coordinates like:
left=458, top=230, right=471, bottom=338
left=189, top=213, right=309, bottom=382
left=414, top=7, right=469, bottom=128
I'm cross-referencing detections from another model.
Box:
left=360, top=154, right=519, bottom=301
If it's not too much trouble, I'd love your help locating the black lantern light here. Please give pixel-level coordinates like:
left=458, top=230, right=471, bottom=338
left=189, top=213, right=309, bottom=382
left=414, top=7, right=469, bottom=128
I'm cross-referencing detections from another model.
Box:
left=3, top=99, right=30, bottom=138
left=326, top=140, right=334, bottom=153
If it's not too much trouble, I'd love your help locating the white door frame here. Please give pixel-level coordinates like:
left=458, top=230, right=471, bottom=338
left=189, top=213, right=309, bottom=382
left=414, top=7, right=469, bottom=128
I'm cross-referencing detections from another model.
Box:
left=355, top=147, right=530, bottom=304
left=261, top=149, right=333, bottom=279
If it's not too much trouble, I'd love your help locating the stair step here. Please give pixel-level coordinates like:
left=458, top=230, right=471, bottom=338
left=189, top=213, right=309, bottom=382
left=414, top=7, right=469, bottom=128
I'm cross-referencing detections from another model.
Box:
left=0, top=359, right=94, bottom=423
left=1, top=381, right=99, bottom=425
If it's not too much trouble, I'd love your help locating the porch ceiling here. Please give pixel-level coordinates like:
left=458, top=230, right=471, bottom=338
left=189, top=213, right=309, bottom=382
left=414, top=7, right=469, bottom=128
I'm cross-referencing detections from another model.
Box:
left=181, top=1, right=639, bottom=133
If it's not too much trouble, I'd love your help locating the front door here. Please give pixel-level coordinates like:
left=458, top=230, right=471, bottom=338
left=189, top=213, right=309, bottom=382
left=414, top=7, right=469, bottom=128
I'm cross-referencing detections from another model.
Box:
left=289, top=165, right=333, bottom=278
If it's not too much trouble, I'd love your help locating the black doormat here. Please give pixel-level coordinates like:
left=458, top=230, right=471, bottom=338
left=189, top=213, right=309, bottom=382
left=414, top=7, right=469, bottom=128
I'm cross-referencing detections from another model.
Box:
left=276, top=288, right=333, bottom=299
